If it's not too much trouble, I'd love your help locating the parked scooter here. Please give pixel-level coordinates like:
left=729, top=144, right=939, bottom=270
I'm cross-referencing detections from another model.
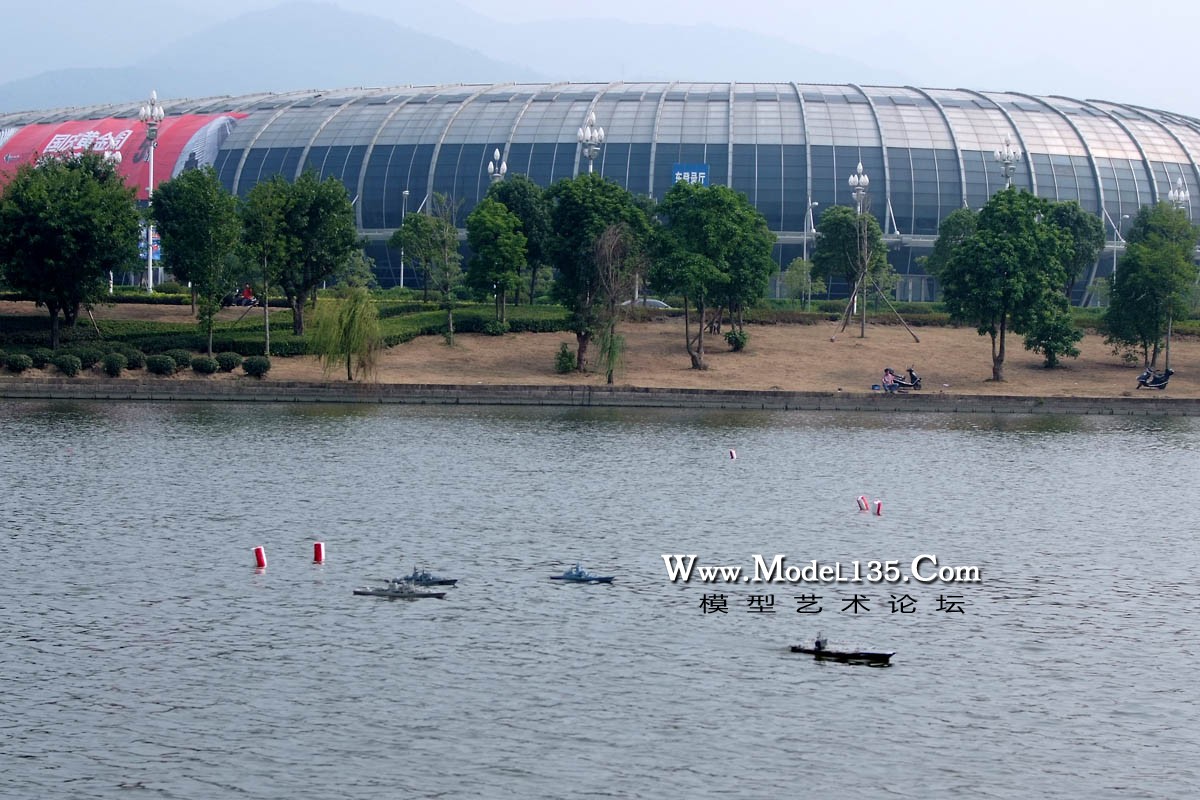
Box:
left=892, top=365, right=922, bottom=390
left=1136, top=366, right=1174, bottom=390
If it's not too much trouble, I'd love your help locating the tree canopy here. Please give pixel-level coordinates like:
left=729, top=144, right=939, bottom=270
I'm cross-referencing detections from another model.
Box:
left=485, top=174, right=551, bottom=303
left=152, top=166, right=242, bottom=354
left=465, top=196, right=526, bottom=322
left=0, top=152, right=140, bottom=348
left=1104, top=202, right=1198, bottom=368
left=391, top=193, right=463, bottom=341
left=546, top=173, right=650, bottom=370
left=811, top=203, right=892, bottom=336
left=650, top=181, right=775, bottom=368
left=1047, top=200, right=1105, bottom=294
left=936, top=188, right=1074, bottom=379
left=310, top=285, right=382, bottom=381
left=241, top=175, right=292, bottom=355
left=277, top=170, right=361, bottom=335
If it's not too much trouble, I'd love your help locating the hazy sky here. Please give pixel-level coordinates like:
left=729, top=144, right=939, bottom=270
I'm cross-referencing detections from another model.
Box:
left=455, top=0, right=1200, bottom=115
left=4, top=0, right=1199, bottom=117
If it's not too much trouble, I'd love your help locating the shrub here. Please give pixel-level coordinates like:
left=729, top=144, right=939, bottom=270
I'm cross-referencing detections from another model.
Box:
left=242, top=355, right=271, bottom=378
left=52, top=354, right=82, bottom=377
left=164, top=349, right=194, bottom=373
left=72, top=346, right=105, bottom=369
left=156, top=281, right=185, bottom=294
left=191, top=355, right=219, bottom=375
left=30, top=348, right=54, bottom=368
left=101, top=352, right=127, bottom=377
left=145, top=354, right=176, bottom=376
left=483, top=319, right=510, bottom=336
left=554, top=342, right=575, bottom=373
left=216, top=351, right=243, bottom=372
left=6, top=353, right=33, bottom=373
left=724, top=329, right=749, bottom=352
left=119, top=347, right=146, bottom=370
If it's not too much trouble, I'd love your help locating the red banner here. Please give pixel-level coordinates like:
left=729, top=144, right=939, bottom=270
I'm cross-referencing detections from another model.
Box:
left=0, top=113, right=247, bottom=200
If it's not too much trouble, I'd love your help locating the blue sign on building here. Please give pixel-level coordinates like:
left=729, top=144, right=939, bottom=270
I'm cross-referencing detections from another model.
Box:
left=672, top=163, right=710, bottom=186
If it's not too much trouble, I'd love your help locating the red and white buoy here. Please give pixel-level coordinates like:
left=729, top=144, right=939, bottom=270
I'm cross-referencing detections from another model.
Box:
left=857, top=495, right=869, bottom=511
left=874, top=500, right=883, bottom=516
left=253, top=545, right=267, bottom=569
left=729, top=449, right=737, bottom=460
left=313, top=541, right=325, bottom=564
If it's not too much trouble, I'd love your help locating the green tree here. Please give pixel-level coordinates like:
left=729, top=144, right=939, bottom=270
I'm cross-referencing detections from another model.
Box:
left=310, top=285, right=382, bottom=381
left=391, top=193, right=463, bottom=340
left=781, top=257, right=825, bottom=307
left=593, top=223, right=641, bottom=384
left=651, top=181, right=775, bottom=368
left=465, top=196, right=526, bottom=322
left=389, top=212, right=437, bottom=301
left=924, top=207, right=978, bottom=281
left=242, top=175, right=291, bottom=355
left=0, top=152, right=139, bottom=349
left=546, top=173, right=650, bottom=370
left=486, top=174, right=551, bottom=303
left=1104, top=202, right=1198, bottom=368
left=811, top=204, right=891, bottom=336
left=151, top=166, right=242, bottom=355
left=278, top=170, right=360, bottom=335
left=938, top=188, right=1072, bottom=380
left=1047, top=200, right=1105, bottom=294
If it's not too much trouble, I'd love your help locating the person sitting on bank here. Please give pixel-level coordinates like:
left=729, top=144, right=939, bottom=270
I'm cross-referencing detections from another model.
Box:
left=240, top=284, right=257, bottom=306
left=882, top=368, right=898, bottom=393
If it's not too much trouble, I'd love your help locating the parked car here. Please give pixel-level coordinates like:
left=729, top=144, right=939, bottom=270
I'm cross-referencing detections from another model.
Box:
left=621, top=298, right=672, bottom=309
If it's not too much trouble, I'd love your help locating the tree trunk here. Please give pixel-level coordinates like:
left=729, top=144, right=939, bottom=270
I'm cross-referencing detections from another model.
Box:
left=191, top=287, right=197, bottom=316
left=207, top=325, right=214, bottom=357
left=48, top=306, right=61, bottom=350
left=292, top=293, right=306, bottom=336
left=500, top=291, right=507, bottom=324
left=689, top=302, right=707, bottom=370
left=446, top=307, right=455, bottom=346
left=345, top=352, right=352, bottom=381
left=264, top=272, right=271, bottom=357
left=992, top=322, right=1007, bottom=382
left=575, top=330, right=591, bottom=371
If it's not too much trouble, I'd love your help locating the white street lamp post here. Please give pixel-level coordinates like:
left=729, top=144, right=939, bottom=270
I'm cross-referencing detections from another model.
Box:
left=1166, top=178, right=1189, bottom=370
left=400, top=189, right=409, bottom=289
left=802, top=200, right=819, bottom=307
left=848, top=163, right=870, bottom=336
left=802, top=200, right=819, bottom=263
left=103, top=150, right=122, bottom=295
left=577, top=110, right=605, bottom=174
left=487, top=148, right=507, bottom=183
left=138, top=90, right=165, bottom=293
left=994, top=134, right=1022, bottom=190
left=1168, top=176, right=1189, bottom=210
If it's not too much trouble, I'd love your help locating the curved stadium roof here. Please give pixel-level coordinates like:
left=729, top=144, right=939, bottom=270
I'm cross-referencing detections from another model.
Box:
left=3, top=81, right=1198, bottom=296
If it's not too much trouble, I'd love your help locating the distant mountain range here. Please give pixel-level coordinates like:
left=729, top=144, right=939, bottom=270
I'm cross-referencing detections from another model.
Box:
left=0, top=0, right=909, bottom=113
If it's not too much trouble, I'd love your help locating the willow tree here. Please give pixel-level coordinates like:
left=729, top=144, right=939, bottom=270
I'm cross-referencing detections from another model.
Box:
left=310, top=286, right=381, bottom=381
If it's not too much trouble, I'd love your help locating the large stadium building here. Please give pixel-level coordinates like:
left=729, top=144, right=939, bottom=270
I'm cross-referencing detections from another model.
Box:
left=3, top=81, right=1199, bottom=303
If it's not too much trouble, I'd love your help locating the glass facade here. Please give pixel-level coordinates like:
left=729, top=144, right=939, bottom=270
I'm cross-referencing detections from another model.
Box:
left=7, top=82, right=1198, bottom=295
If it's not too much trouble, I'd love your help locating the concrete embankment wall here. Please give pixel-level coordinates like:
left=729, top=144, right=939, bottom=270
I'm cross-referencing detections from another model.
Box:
left=3, top=378, right=1198, bottom=416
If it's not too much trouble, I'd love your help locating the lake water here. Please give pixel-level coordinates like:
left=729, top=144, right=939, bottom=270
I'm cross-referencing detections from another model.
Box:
left=2, top=402, right=1198, bottom=799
